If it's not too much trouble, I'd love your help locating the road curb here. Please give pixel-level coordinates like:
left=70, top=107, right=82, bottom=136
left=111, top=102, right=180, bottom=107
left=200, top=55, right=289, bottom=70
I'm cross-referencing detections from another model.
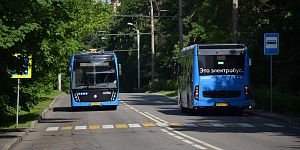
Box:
left=2, top=128, right=30, bottom=150
left=245, top=109, right=295, bottom=125
left=1, top=93, right=65, bottom=150
left=30, top=93, right=64, bottom=128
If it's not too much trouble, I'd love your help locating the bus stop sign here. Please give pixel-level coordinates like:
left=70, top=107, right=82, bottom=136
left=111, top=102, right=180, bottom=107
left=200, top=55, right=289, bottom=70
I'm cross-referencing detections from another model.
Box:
left=10, top=54, right=32, bottom=78
left=264, top=33, right=279, bottom=55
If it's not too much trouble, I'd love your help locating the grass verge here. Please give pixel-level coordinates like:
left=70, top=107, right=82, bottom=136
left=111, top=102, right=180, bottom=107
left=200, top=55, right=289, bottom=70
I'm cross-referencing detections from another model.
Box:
left=155, top=90, right=178, bottom=99
left=1, top=90, right=65, bottom=129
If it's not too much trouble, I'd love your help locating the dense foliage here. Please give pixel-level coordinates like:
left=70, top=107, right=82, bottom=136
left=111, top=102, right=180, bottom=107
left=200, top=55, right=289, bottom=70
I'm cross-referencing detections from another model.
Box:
left=0, top=0, right=299, bottom=119
left=0, top=0, right=112, bottom=123
left=99, top=0, right=299, bottom=115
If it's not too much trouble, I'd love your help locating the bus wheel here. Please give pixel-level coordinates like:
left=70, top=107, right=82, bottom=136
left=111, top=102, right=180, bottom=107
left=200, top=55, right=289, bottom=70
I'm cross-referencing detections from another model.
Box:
left=181, top=105, right=188, bottom=113
left=111, top=106, right=117, bottom=110
left=235, top=109, right=243, bottom=116
left=188, top=108, right=197, bottom=115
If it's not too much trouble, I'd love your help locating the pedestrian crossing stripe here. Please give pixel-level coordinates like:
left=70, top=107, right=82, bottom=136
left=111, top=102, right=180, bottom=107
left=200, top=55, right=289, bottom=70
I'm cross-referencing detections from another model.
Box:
left=60, top=126, right=73, bottom=130
left=169, top=123, right=185, bottom=126
left=75, top=126, right=86, bottom=130
left=235, top=123, right=255, bottom=127
left=89, top=125, right=100, bottom=129
left=195, top=123, right=214, bottom=127
left=115, top=124, right=128, bottom=128
left=142, top=123, right=156, bottom=127
left=46, top=123, right=285, bottom=131
left=102, top=125, right=114, bottom=129
left=223, top=123, right=241, bottom=127
left=263, top=123, right=284, bottom=127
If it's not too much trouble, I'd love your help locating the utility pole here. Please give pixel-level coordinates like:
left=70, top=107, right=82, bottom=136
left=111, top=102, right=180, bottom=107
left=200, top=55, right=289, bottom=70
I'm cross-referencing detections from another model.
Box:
left=137, top=29, right=140, bottom=93
left=151, top=0, right=155, bottom=92
left=232, top=0, right=238, bottom=43
left=179, top=0, right=183, bottom=52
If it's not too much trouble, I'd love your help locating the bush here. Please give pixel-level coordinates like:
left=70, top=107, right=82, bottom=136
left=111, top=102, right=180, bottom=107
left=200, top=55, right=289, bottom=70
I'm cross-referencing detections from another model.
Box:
left=252, top=84, right=300, bottom=117
left=142, top=78, right=178, bottom=92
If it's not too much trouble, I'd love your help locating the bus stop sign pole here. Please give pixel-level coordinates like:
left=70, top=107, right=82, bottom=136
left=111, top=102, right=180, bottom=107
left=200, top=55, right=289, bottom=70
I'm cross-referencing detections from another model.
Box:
left=16, top=79, right=20, bottom=128
left=264, top=33, right=279, bottom=113
left=10, top=54, right=32, bottom=127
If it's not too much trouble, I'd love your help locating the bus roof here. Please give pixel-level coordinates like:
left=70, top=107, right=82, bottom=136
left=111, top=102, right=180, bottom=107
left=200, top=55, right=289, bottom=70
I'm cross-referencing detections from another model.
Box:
left=73, top=52, right=116, bottom=62
left=181, top=44, right=245, bottom=52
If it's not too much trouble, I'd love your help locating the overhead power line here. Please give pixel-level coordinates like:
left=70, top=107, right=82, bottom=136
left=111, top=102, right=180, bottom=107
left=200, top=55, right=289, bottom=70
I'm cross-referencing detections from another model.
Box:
left=111, top=15, right=177, bottom=18
left=92, top=33, right=151, bottom=37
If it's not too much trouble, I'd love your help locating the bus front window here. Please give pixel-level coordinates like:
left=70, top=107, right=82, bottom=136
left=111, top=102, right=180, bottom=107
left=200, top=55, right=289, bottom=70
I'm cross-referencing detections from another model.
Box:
left=72, top=61, right=117, bottom=89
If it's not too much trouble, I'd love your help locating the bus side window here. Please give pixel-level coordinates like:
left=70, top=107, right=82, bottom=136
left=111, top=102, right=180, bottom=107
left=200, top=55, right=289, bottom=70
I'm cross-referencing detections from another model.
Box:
left=174, top=63, right=183, bottom=76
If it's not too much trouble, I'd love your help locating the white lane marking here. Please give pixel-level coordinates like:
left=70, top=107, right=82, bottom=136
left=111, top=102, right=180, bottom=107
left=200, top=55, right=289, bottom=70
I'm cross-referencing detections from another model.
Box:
left=174, top=135, right=184, bottom=140
left=167, top=132, right=176, bottom=136
left=102, top=125, right=114, bottom=129
left=264, top=123, right=284, bottom=127
left=128, top=124, right=141, bottom=128
left=144, top=112, right=169, bottom=123
left=182, top=139, right=194, bottom=144
left=182, top=123, right=198, bottom=127
left=122, top=101, right=220, bottom=150
left=235, top=123, right=255, bottom=127
left=193, top=144, right=207, bottom=149
left=173, top=130, right=223, bottom=150
left=209, top=123, right=227, bottom=127
left=121, top=101, right=161, bottom=123
left=75, top=126, right=87, bottom=130
left=139, top=112, right=161, bottom=123
left=46, top=127, right=59, bottom=131
left=161, top=129, right=168, bottom=132
left=156, top=123, right=170, bottom=127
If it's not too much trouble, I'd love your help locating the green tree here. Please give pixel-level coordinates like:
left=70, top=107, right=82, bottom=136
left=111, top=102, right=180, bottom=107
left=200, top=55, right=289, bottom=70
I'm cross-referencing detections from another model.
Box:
left=0, top=0, right=112, bottom=123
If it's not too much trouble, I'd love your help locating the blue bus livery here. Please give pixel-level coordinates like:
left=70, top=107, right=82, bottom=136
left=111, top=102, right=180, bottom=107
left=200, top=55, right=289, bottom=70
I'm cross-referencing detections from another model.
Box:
left=174, top=44, right=250, bottom=114
left=68, top=50, right=120, bottom=109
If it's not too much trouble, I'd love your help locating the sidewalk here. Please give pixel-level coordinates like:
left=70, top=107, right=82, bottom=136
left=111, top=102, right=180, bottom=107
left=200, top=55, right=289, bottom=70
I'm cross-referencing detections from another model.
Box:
left=0, top=94, right=62, bottom=150
left=245, top=109, right=300, bottom=127
left=0, top=107, right=299, bottom=150
left=0, top=128, right=30, bottom=150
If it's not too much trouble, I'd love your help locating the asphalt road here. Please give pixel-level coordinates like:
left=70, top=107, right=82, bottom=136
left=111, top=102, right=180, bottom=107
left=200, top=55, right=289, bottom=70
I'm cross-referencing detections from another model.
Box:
left=14, top=93, right=300, bottom=150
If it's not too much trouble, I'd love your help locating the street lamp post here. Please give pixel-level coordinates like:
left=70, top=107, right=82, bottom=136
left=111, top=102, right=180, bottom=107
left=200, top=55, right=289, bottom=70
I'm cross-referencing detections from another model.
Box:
left=128, top=23, right=141, bottom=93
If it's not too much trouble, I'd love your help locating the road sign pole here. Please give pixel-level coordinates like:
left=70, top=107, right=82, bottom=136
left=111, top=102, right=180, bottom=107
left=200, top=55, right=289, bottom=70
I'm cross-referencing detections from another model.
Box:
left=16, top=79, right=20, bottom=128
left=264, top=33, right=278, bottom=113
left=270, top=56, right=272, bottom=113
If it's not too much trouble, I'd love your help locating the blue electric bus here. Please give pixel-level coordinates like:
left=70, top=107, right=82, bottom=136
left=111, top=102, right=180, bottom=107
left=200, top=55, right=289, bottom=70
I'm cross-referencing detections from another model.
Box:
left=175, top=44, right=250, bottom=115
left=68, top=50, right=120, bottom=109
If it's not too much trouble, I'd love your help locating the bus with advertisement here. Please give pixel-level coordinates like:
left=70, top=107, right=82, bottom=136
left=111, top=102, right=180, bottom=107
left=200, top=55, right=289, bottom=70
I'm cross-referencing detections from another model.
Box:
left=68, top=50, right=120, bottom=110
left=174, top=44, right=250, bottom=115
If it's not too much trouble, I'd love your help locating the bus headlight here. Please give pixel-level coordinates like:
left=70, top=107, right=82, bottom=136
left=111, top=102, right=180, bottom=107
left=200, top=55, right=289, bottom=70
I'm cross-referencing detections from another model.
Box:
left=111, top=91, right=117, bottom=101
left=74, top=93, right=80, bottom=102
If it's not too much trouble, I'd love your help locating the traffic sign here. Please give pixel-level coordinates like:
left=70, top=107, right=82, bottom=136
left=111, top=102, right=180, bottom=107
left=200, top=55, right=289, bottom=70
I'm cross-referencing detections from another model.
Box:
left=10, top=54, right=32, bottom=78
left=264, top=33, right=279, bottom=55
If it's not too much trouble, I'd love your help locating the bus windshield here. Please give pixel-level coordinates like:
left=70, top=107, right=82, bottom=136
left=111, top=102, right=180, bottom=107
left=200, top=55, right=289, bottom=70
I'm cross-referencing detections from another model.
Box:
left=72, top=61, right=117, bottom=89
left=198, top=55, right=245, bottom=75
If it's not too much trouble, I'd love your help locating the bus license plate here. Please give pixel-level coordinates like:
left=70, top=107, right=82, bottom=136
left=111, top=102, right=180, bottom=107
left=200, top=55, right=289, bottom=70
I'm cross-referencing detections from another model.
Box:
left=216, top=103, right=228, bottom=106
left=91, top=103, right=101, bottom=106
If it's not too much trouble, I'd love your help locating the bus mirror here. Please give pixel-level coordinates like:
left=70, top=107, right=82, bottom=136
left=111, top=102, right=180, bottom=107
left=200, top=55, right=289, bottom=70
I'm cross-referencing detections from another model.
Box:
left=118, top=64, right=122, bottom=75
left=67, top=63, right=71, bottom=76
